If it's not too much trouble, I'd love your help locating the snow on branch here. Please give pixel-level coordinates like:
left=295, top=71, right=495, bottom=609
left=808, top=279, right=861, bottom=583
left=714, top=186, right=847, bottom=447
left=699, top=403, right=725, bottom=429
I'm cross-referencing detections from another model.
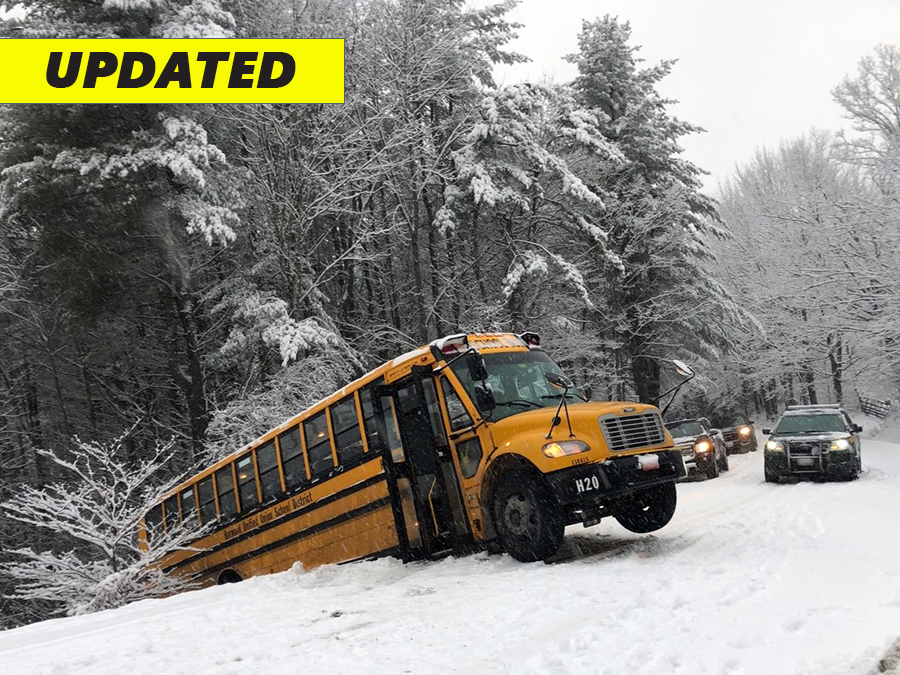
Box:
left=211, top=287, right=349, bottom=368
left=49, top=114, right=240, bottom=245
left=503, top=248, right=595, bottom=309
left=0, top=428, right=201, bottom=617
left=153, top=0, right=235, bottom=38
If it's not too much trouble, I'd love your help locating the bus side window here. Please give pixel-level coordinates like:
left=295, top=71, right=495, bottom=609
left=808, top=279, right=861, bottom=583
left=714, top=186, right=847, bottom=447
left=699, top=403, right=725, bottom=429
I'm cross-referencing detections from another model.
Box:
left=279, top=426, right=307, bottom=489
left=197, top=476, right=216, bottom=525
left=163, top=495, right=180, bottom=532
left=145, top=504, right=163, bottom=546
left=215, top=465, right=238, bottom=519
left=359, top=384, right=381, bottom=451
left=331, top=395, right=365, bottom=465
left=378, top=395, right=405, bottom=462
left=256, top=440, right=281, bottom=502
left=440, top=379, right=473, bottom=431
left=181, top=486, right=198, bottom=529
left=455, top=438, right=483, bottom=479
left=304, top=411, right=334, bottom=478
left=422, top=379, right=448, bottom=446
left=236, top=454, right=259, bottom=510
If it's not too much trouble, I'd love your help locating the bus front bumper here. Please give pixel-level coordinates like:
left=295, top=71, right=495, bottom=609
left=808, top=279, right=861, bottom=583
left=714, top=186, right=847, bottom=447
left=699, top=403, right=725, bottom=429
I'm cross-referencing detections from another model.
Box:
left=545, top=449, right=686, bottom=507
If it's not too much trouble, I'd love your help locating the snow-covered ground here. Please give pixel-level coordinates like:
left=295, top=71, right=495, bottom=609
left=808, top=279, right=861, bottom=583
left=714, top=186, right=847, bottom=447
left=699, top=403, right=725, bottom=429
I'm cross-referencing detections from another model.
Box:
left=4, top=430, right=900, bottom=675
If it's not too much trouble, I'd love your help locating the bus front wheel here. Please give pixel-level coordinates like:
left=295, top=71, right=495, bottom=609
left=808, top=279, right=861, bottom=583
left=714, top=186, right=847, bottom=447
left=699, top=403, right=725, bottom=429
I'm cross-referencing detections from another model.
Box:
left=613, top=481, right=677, bottom=534
left=491, top=470, right=564, bottom=562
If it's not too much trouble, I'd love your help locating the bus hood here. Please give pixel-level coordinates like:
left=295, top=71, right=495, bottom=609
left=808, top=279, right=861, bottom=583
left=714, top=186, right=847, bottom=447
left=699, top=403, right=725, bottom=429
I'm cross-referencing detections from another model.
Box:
left=486, top=401, right=665, bottom=446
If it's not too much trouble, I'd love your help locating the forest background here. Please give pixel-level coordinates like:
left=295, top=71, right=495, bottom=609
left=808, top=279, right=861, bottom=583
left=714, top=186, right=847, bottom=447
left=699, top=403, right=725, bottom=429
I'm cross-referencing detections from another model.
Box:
left=0, top=0, right=898, bottom=626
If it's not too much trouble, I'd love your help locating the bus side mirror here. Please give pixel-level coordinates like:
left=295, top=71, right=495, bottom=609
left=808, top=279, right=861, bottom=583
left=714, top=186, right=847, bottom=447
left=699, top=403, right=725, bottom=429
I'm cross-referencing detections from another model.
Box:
left=544, top=371, right=574, bottom=389
left=474, top=383, right=496, bottom=412
left=467, top=351, right=488, bottom=381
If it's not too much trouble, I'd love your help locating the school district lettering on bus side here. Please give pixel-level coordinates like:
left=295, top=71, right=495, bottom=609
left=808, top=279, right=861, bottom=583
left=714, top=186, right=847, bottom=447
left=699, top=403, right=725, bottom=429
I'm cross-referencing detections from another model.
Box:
left=0, top=39, right=344, bottom=104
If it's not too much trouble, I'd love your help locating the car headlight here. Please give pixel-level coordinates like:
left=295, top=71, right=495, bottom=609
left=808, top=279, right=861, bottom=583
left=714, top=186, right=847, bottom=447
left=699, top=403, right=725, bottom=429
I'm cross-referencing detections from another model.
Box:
left=542, top=440, right=591, bottom=458
left=830, top=438, right=851, bottom=451
left=738, top=426, right=752, bottom=437
left=765, top=440, right=784, bottom=452
left=694, top=439, right=712, bottom=453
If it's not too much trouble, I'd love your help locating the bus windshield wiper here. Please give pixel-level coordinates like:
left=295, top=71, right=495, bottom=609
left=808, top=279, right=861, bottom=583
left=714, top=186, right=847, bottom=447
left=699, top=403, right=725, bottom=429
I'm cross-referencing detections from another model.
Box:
left=541, top=392, right=587, bottom=402
left=495, top=399, right=542, bottom=409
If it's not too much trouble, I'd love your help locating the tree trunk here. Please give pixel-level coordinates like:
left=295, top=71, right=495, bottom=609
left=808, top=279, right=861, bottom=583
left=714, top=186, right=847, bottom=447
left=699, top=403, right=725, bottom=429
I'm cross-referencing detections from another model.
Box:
left=828, top=333, right=843, bottom=403
left=800, top=366, right=817, bottom=405
left=631, top=357, right=661, bottom=405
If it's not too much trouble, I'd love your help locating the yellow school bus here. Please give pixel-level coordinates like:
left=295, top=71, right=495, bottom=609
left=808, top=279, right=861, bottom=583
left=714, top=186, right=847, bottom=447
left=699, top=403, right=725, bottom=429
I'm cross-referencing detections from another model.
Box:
left=140, top=332, right=687, bottom=583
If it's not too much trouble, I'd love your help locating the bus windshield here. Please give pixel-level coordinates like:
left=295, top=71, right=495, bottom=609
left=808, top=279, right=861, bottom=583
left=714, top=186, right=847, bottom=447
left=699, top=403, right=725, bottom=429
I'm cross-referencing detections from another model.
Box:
left=451, top=350, right=576, bottom=421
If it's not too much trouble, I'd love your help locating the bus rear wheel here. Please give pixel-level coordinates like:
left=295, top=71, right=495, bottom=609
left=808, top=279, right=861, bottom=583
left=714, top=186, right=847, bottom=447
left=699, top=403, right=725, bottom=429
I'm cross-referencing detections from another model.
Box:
left=491, top=470, right=564, bottom=562
left=614, top=482, right=677, bottom=534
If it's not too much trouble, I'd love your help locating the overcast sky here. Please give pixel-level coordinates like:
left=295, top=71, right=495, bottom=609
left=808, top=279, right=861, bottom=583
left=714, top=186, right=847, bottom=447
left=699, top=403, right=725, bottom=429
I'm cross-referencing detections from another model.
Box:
left=482, top=0, right=900, bottom=193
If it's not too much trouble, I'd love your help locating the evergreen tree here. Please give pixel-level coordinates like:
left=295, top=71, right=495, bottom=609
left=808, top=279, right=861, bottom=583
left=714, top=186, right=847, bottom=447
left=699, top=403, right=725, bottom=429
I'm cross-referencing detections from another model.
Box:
left=566, top=15, right=737, bottom=404
left=0, top=0, right=240, bottom=457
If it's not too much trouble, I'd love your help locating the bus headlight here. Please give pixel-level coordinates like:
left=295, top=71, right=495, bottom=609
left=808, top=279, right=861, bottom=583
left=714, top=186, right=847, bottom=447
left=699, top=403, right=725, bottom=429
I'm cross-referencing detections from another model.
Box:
left=830, top=438, right=851, bottom=451
left=765, top=440, right=784, bottom=452
left=738, top=426, right=752, bottom=436
left=542, top=440, right=590, bottom=458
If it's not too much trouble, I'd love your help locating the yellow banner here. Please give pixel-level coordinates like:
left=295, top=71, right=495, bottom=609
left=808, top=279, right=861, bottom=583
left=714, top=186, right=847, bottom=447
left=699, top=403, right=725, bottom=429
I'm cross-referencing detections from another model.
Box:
left=0, top=39, right=344, bottom=104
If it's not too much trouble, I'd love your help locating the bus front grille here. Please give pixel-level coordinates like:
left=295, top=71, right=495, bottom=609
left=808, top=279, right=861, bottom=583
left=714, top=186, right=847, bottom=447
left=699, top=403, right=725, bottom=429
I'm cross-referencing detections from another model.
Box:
left=599, top=412, right=667, bottom=452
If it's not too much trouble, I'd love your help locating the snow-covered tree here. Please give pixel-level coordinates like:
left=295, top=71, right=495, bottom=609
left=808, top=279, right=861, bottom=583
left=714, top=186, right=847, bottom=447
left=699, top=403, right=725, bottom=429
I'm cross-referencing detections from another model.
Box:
left=833, top=44, right=900, bottom=189
left=715, top=131, right=892, bottom=410
left=0, top=429, right=200, bottom=617
left=565, top=15, right=737, bottom=404
left=0, top=0, right=242, bottom=458
left=440, top=82, right=623, bottom=330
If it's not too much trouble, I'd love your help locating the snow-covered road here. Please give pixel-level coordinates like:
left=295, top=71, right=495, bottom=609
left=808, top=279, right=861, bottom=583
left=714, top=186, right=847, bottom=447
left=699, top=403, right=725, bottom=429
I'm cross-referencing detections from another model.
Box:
left=4, top=433, right=900, bottom=675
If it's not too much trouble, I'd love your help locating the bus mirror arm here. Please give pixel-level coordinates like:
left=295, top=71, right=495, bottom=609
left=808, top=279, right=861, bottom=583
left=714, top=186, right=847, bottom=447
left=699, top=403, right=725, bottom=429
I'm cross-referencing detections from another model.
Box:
left=657, top=365, right=696, bottom=419
left=432, top=347, right=477, bottom=374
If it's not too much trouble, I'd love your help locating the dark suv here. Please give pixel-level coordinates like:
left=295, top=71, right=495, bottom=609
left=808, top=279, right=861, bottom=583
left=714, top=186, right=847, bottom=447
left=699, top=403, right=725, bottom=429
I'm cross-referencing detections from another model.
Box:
left=762, top=405, right=862, bottom=482
left=711, top=412, right=758, bottom=454
left=666, top=417, right=729, bottom=480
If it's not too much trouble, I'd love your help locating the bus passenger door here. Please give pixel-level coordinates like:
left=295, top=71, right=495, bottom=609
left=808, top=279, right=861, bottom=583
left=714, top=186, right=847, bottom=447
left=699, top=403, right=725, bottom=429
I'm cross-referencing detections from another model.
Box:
left=436, top=375, right=490, bottom=541
left=379, top=371, right=469, bottom=558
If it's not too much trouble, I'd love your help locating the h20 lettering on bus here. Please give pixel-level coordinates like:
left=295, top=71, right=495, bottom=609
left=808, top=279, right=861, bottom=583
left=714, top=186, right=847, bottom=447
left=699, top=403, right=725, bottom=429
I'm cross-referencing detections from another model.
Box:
left=574, top=475, right=600, bottom=494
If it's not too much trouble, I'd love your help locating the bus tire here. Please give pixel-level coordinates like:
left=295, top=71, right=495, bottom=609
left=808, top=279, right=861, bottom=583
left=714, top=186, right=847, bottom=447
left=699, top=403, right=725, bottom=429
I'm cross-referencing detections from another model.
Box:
left=614, top=481, right=677, bottom=534
left=217, top=569, right=242, bottom=585
left=491, top=470, right=564, bottom=562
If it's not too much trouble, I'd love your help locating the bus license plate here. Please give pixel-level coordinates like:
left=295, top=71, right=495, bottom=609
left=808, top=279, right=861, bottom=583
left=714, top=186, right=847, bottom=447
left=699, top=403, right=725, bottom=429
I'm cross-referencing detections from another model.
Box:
left=574, top=474, right=601, bottom=494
